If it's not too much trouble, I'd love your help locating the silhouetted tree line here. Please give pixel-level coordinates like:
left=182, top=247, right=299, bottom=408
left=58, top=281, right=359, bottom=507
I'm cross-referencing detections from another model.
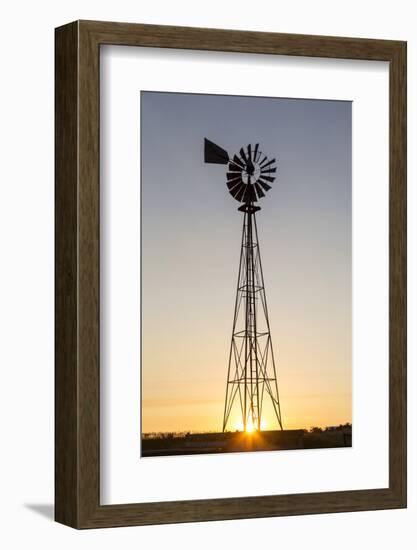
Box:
left=308, top=423, right=352, bottom=434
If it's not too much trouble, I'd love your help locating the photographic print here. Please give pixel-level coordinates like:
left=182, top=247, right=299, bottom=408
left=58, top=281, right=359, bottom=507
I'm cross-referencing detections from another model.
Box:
left=141, top=91, right=352, bottom=458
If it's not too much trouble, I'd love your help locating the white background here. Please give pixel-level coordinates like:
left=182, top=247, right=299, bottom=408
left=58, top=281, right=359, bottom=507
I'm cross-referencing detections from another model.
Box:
left=101, top=47, right=389, bottom=504
left=0, top=0, right=415, bottom=548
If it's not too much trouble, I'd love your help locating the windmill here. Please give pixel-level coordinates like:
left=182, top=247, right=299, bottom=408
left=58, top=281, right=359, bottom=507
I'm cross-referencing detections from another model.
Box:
left=204, top=138, right=283, bottom=433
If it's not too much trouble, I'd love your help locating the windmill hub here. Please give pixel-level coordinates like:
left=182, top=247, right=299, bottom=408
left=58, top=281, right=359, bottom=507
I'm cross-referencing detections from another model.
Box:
left=204, top=138, right=277, bottom=206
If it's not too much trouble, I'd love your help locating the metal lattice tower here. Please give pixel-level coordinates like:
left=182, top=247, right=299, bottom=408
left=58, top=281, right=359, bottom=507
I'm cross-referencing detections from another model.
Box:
left=204, top=138, right=283, bottom=433
left=223, top=203, right=283, bottom=432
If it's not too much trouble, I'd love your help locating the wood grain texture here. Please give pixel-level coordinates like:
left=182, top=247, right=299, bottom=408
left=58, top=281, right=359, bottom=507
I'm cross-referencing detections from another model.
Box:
left=55, top=21, right=79, bottom=527
left=55, top=20, right=407, bottom=529
left=388, top=41, right=407, bottom=503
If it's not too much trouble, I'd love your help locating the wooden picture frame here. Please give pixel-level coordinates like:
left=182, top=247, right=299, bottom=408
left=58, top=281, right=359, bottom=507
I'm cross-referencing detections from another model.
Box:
left=55, top=20, right=407, bottom=528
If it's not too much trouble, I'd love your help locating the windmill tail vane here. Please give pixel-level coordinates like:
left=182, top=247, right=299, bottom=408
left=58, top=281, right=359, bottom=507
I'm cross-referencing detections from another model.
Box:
left=204, top=138, right=283, bottom=433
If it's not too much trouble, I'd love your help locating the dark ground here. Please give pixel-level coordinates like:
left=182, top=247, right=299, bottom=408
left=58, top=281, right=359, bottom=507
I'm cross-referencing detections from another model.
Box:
left=141, top=426, right=352, bottom=457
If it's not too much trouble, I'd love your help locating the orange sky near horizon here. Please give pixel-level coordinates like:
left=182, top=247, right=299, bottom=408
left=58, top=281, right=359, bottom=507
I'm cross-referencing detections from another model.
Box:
left=141, top=316, right=352, bottom=433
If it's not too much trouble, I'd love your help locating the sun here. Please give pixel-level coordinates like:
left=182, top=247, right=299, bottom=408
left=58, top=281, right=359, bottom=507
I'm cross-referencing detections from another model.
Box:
left=245, top=418, right=255, bottom=433
left=235, top=417, right=267, bottom=433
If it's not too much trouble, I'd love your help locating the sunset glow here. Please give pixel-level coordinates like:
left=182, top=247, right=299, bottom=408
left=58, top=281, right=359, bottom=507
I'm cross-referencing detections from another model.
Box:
left=141, top=92, right=352, bottom=435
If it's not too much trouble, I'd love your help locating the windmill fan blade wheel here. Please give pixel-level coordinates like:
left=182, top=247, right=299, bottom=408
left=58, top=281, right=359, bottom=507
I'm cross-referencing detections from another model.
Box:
left=206, top=140, right=277, bottom=204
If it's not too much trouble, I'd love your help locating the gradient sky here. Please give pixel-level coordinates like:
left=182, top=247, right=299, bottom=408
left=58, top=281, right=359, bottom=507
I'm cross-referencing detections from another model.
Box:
left=141, top=91, right=352, bottom=433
